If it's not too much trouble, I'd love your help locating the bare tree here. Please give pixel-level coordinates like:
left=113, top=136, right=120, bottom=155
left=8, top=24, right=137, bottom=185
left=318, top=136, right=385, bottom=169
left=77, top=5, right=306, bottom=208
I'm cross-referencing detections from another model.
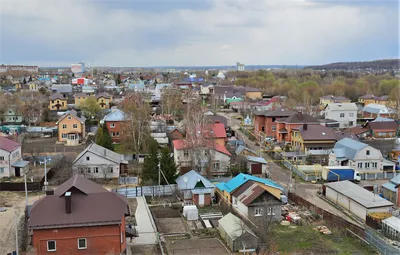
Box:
left=161, top=87, right=182, bottom=119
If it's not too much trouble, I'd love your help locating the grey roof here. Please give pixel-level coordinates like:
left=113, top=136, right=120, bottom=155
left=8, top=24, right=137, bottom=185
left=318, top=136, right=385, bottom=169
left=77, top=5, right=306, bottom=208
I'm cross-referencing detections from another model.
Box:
left=175, top=170, right=215, bottom=190
left=56, top=109, right=86, bottom=124
left=246, top=156, right=267, bottom=164
left=325, top=181, right=393, bottom=209
left=51, top=84, right=72, bottom=93
left=49, top=92, right=65, bottom=100
left=73, top=143, right=125, bottom=165
left=390, top=174, right=400, bottom=185
left=218, top=213, right=257, bottom=240
left=102, top=109, right=126, bottom=122
left=382, top=217, right=400, bottom=231
left=326, top=103, right=358, bottom=111
left=363, top=104, right=394, bottom=114
left=264, top=107, right=294, bottom=117
left=235, top=145, right=257, bottom=156
left=332, top=138, right=369, bottom=160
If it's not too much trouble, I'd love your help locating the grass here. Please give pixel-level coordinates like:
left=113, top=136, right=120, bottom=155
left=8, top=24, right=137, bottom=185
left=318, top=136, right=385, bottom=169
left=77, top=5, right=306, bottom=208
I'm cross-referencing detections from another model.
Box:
left=271, top=223, right=377, bottom=255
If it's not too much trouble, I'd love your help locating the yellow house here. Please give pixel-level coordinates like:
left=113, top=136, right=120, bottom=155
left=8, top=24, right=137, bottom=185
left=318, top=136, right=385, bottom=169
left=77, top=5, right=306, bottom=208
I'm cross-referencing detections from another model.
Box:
left=74, top=93, right=89, bottom=107
left=291, top=124, right=336, bottom=154
left=49, top=93, right=68, bottom=111
left=29, top=83, right=38, bottom=91
left=15, top=83, right=22, bottom=90
left=96, top=93, right=113, bottom=109
left=359, top=94, right=396, bottom=107
left=56, top=110, right=86, bottom=145
left=245, top=90, right=263, bottom=100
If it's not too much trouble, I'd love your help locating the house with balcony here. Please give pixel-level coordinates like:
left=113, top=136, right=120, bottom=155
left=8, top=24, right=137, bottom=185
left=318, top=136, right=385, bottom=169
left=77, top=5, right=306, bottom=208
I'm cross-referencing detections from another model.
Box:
left=56, top=110, right=86, bottom=146
left=48, top=93, right=68, bottom=111
left=329, top=138, right=395, bottom=171
left=275, top=112, right=319, bottom=143
left=324, top=103, right=358, bottom=128
left=28, top=174, right=135, bottom=255
left=96, top=93, right=113, bottom=109
left=253, top=107, right=294, bottom=139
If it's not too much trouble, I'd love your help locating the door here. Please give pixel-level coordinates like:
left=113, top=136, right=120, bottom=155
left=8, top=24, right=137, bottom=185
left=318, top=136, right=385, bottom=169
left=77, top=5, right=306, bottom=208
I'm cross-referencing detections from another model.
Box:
left=251, top=164, right=262, bottom=174
left=199, top=194, right=205, bottom=205
left=15, top=167, right=21, bottom=177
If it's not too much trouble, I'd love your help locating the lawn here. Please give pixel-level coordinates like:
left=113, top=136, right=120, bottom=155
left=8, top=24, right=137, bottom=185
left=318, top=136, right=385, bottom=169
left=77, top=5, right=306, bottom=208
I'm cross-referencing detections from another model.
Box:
left=271, top=224, right=377, bottom=255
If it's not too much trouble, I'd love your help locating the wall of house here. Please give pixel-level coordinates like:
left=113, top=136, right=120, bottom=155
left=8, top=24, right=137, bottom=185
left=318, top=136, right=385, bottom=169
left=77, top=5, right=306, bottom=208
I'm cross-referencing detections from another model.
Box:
left=49, top=99, right=67, bottom=110
left=58, top=115, right=85, bottom=142
left=32, top=218, right=126, bottom=255
left=382, top=187, right=397, bottom=205
left=253, top=115, right=265, bottom=134
left=0, top=147, right=21, bottom=177
left=4, top=109, right=23, bottom=124
left=325, top=108, right=357, bottom=128
left=246, top=91, right=262, bottom=100
left=74, top=96, right=87, bottom=107
left=234, top=198, right=249, bottom=217
left=192, top=193, right=211, bottom=207
left=218, top=225, right=234, bottom=251
left=97, top=97, right=112, bottom=109
left=233, top=232, right=258, bottom=252
left=105, top=121, right=122, bottom=143
left=353, top=146, right=383, bottom=171
left=264, top=117, right=277, bottom=138
left=72, top=151, right=120, bottom=178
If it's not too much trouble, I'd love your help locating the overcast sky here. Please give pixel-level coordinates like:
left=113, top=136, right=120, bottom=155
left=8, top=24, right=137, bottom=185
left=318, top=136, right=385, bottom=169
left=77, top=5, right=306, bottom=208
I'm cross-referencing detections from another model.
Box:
left=0, top=0, right=398, bottom=67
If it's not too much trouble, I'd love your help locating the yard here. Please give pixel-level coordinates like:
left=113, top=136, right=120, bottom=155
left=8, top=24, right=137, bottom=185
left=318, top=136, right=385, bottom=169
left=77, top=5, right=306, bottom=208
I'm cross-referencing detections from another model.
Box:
left=150, top=206, right=188, bottom=234
left=165, top=238, right=230, bottom=255
left=272, top=223, right=377, bottom=255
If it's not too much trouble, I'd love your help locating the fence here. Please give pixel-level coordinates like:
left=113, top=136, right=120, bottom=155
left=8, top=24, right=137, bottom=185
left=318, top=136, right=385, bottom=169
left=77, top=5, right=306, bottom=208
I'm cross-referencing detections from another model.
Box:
left=359, top=171, right=399, bottom=181
left=0, top=168, right=55, bottom=192
left=118, top=177, right=139, bottom=185
left=115, top=184, right=178, bottom=198
left=365, top=228, right=400, bottom=255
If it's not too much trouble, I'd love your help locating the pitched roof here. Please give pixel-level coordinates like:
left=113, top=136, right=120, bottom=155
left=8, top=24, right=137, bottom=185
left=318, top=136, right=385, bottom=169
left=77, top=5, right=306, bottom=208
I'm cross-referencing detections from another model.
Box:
left=175, top=170, right=215, bottom=190
left=205, top=115, right=228, bottom=128
left=332, top=138, right=369, bottom=160
left=95, top=92, right=112, bottom=99
left=326, top=103, right=358, bottom=111
left=0, top=137, right=20, bottom=152
left=320, top=95, right=350, bottom=101
left=333, top=130, right=359, bottom=141
left=29, top=175, right=128, bottom=230
left=74, top=92, right=88, bottom=98
left=368, top=121, right=398, bottom=131
left=279, top=112, right=319, bottom=124
left=172, top=139, right=232, bottom=156
left=56, top=109, right=86, bottom=124
left=263, top=107, right=294, bottom=117
left=232, top=181, right=277, bottom=206
left=363, top=104, right=394, bottom=114
left=51, top=84, right=72, bottom=94
left=73, top=143, right=125, bottom=165
left=246, top=156, right=267, bottom=164
left=235, top=145, right=257, bottom=156
left=218, top=213, right=257, bottom=240
left=49, top=92, right=66, bottom=100
left=102, top=108, right=127, bottom=122
left=297, top=124, right=336, bottom=140
left=216, top=173, right=283, bottom=193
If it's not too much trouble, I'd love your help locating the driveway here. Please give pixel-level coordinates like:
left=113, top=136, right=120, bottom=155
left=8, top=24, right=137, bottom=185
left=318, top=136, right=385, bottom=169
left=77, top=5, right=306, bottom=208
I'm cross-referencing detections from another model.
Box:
left=130, top=196, right=157, bottom=246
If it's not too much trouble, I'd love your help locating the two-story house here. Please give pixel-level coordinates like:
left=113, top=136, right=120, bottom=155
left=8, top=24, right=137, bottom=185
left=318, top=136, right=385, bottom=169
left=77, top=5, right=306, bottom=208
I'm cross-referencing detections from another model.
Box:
left=320, top=95, right=351, bottom=108
left=56, top=110, right=86, bottom=145
left=329, top=138, right=395, bottom=171
left=72, top=142, right=128, bottom=178
left=363, top=104, right=396, bottom=118
left=275, top=112, right=319, bottom=143
left=74, top=92, right=89, bottom=107
left=0, top=137, right=26, bottom=177
left=324, top=103, right=358, bottom=128
left=1, top=108, right=23, bottom=124
left=96, top=93, right=113, bottom=109
left=49, top=93, right=68, bottom=111
left=365, top=118, right=399, bottom=139
left=101, top=107, right=127, bottom=143
left=29, top=175, right=134, bottom=255
left=359, top=94, right=395, bottom=108
left=253, top=107, right=294, bottom=139
left=291, top=124, right=336, bottom=156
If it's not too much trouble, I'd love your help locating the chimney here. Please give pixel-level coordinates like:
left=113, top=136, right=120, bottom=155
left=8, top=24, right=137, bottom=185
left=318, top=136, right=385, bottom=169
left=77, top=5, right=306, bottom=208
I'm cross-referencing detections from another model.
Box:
left=65, top=191, right=72, bottom=214
left=303, top=123, right=307, bottom=130
left=46, top=190, right=54, bottom=196
left=298, top=111, right=303, bottom=120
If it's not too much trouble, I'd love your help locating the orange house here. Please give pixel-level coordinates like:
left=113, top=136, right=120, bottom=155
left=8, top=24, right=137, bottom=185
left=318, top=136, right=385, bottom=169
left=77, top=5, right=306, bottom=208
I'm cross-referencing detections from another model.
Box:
left=56, top=110, right=86, bottom=145
left=96, top=93, right=113, bottom=109
left=275, top=112, right=319, bottom=143
left=29, top=175, right=134, bottom=255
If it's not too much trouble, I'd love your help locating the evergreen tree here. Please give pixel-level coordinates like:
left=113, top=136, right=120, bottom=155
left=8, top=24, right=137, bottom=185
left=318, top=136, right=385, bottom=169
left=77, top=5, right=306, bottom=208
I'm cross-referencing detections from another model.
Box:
left=29, top=76, right=32, bottom=82
left=23, top=77, right=27, bottom=84
left=159, top=147, right=178, bottom=184
left=95, top=124, right=114, bottom=151
left=141, top=138, right=159, bottom=184
left=115, top=73, right=121, bottom=85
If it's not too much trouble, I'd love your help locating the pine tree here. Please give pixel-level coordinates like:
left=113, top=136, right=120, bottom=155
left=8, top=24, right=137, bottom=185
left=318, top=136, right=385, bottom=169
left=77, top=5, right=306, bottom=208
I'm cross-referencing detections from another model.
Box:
left=141, top=138, right=159, bottom=184
left=95, top=124, right=114, bottom=151
left=159, top=147, right=178, bottom=184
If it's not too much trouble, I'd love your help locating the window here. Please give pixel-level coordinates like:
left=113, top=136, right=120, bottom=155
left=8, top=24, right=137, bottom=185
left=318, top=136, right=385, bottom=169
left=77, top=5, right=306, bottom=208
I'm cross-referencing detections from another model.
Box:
left=272, top=125, right=276, bottom=131
left=340, top=113, right=345, bottom=118
left=94, top=167, right=99, bottom=173
left=254, top=208, right=262, bottom=216
left=111, top=132, right=114, bottom=137
left=0, top=156, right=4, bottom=160
left=47, top=240, right=56, bottom=252
left=0, top=167, right=4, bottom=174
left=78, top=238, right=87, bottom=249
left=261, top=126, right=265, bottom=132
left=213, top=162, right=220, bottom=169
left=87, top=168, right=91, bottom=173
left=110, top=123, right=115, bottom=128
left=267, top=207, right=276, bottom=215
left=73, top=124, right=78, bottom=128
left=365, top=162, right=370, bottom=168
left=366, top=150, right=370, bottom=156
left=184, top=150, right=189, bottom=157
left=109, top=167, right=113, bottom=173
left=357, top=163, right=362, bottom=168
left=372, top=162, right=377, bottom=168
left=116, top=132, right=120, bottom=137
left=349, top=113, right=354, bottom=117
left=349, top=121, right=354, bottom=126
left=62, top=124, right=67, bottom=129
left=68, top=116, right=72, bottom=120
left=86, top=157, right=90, bottom=161
left=62, top=134, right=68, bottom=139
left=121, top=231, right=124, bottom=244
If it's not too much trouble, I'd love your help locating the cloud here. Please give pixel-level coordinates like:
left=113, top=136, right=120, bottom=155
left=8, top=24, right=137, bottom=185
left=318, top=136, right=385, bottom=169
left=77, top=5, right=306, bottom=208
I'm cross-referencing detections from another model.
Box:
left=0, top=0, right=398, bottom=66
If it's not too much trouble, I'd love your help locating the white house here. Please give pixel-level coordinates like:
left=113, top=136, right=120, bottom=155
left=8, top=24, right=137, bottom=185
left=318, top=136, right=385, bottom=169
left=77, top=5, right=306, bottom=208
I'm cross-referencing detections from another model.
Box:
left=72, top=143, right=128, bottom=179
left=329, top=138, right=395, bottom=171
left=324, top=103, right=358, bottom=128
left=0, top=137, right=25, bottom=177
left=172, top=139, right=232, bottom=177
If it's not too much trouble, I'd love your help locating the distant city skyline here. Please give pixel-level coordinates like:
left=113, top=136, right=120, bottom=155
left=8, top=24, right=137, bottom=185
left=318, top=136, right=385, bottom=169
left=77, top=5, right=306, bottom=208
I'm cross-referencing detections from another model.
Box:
left=0, top=0, right=398, bottom=67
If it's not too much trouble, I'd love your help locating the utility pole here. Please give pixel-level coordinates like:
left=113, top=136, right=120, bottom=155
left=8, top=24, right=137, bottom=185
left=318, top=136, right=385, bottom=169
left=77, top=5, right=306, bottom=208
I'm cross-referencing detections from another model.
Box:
left=24, top=171, right=28, bottom=207
left=44, top=157, right=48, bottom=191
left=14, top=210, right=19, bottom=255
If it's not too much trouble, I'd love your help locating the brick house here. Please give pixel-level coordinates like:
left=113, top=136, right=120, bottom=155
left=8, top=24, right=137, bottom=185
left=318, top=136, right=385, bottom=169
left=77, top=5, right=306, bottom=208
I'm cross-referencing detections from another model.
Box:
left=275, top=112, right=319, bottom=143
left=362, top=104, right=396, bottom=118
left=29, top=175, right=134, bottom=255
left=101, top=107, right=126, bottom=143
left=253, top=107, right=294, bottom=139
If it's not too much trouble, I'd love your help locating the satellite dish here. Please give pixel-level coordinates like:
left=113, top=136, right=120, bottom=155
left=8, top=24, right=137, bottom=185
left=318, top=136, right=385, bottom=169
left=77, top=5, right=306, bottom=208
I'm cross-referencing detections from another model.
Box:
left=183, top=176, right=188, bottom=183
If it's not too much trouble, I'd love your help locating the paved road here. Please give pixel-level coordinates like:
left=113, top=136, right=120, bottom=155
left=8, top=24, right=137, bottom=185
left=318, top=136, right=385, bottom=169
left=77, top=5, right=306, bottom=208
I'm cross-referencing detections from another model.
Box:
left=130, top=196, right=157, bottom=246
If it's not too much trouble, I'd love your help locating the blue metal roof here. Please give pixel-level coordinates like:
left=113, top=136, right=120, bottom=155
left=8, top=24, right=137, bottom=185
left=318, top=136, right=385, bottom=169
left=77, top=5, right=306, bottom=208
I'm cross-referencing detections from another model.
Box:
left=217, top=173, right=283, bottom=193
left=333, top=138, right=368, bottom=160
left=382, top=182, right=397, bottom=192
left=246, top=156, right=267, bottom=164
left=390, top=174, right=400, bottom=185
left=102, top=109, right=126, bottom=122
left=175, top=170, right=215, bottom=190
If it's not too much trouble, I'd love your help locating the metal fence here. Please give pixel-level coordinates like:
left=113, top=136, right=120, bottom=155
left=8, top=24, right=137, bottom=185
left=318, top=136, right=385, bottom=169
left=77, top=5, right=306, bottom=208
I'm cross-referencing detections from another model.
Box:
left=115, top=184, right=177, bottom=198
left=118, top=177, right=139, bottom=185
left=360, top=171, right=399, bottom=181
left=365, top=228, right=400, bottom=255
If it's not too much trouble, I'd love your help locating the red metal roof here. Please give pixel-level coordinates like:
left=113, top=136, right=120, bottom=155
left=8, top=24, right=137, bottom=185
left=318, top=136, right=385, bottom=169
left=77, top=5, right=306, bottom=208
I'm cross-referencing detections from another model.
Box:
left=172, top=139, right=231, bottom=156
left=0, top=137, right=20, bottom=152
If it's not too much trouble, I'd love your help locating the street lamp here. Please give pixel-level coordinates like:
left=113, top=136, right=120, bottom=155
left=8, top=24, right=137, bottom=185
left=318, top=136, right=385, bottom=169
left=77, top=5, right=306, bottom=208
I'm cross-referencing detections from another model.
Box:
left=43, top=156, right=51, bottom=191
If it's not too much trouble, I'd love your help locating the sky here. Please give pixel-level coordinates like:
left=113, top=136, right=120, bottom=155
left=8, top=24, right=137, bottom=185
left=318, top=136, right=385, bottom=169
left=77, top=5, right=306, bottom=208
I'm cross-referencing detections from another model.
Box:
left=0, top=0, right=399, bottom=67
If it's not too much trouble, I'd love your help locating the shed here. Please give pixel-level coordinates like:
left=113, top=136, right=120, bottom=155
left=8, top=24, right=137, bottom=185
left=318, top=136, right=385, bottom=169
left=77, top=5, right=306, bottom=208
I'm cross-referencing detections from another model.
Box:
left=325, top=181, right=393, bottom=221
left=381, top=216, right=400, bottom=241
left=246, top=156, right=268, bottom=177
left=218, top=213, right=258, bottom=252
left=175, top=170, right=215, bottom=206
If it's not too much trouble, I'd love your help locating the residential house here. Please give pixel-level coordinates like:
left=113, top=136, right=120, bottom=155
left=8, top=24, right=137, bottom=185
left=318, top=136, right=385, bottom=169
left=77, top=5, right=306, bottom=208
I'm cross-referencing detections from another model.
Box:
left=329, top=138, right=395, bottom=171
left=243, top=87, right=262, bottom=100
left=235, top=145, right=258, bottom=157
left=51, top=84, right=73, bottom=99
left=187, top=123, right=227, bottom=146
left=101, top=107, right=126, bottom=143
left=224, top=91, right=244, bottom=104
left=172, top=139, right=232, bottom=176
left=168, top=128, right=184, bottom=142
left=72, top=143, right=128, bottom=178
left=391, top=138, right=400, bottom=162
left=253, top=107, right=294, bottom=138
left=1, top=108, right=23, bottom=124
left=381, top=217, right=400, bottom=241
left=275, top=112, right=319, bottom=143
left=246, top=156, right=268, bottom=177
left=382, top=174, right=400, bottom=207
left=0, top=137, right=28, bottom=177
left=218, top=213, right=258, bottom=252
left=350, top=126, right=370, bottom=139
left=359, top=94, right=395, bottom=108
left=324, top=103, right=358, bottom=128
left=29, top=82, right=39, bottom=91
left=49, top=93, right=68, bottom=111
left=232, top=180, right=283, bottom=223
left=291, top=124, right=336, bottom=156
left=216, top=173, right=284, bottom=204
left=320, top=95, right=351, bottom=108
left=206, top=115, right=228, bottom=129
left=365, top=118, right=399, bottom=138
left=175, top=170, right=215, bottom=207
left=29, top=175, right=133, bottom=255
left=74, top=92, right=89, bottom=107
left=363, top=104, right=395, bottom=118
left=200, top=84, right=214, bottom=95
left=96, top=93, right=113, bottom=109
left=333, top=130, right=359, bottom=142
left=56, top=110, right=86, bottom=145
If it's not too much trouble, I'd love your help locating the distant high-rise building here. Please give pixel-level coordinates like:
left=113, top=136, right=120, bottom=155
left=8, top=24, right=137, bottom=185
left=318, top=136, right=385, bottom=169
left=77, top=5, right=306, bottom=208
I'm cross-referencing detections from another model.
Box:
left=0, top=64, right=39, bottom=73
left=236, top=62, right=245, bottom=71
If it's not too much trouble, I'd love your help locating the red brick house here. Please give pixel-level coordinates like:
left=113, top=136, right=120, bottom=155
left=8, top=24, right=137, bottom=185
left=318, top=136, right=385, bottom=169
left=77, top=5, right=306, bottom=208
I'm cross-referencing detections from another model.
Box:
left=29, top=175, right=134, bottom=255
left=253, top=107, right=294, bottom=139
left=275, top=112, right=319, bottom=143
left=101, top=107, right=126, bottom=143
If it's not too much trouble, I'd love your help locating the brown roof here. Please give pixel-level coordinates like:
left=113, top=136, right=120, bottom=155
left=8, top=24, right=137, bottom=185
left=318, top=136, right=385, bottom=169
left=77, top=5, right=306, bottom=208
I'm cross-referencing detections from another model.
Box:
left=0, top=137, right=20, bottom=152
left=368, top=121, right=398, bottom=131
left=96, top=92, right=111, bottom=99
left=333, top=131, right=359, bottom=141
left=279, top=112, right=319, bottom=124
left=29, top=175, right=128, bottom=230
left=231, top=181, right=277, bottom=206
left=350, top=126, right=370, bottom=135
left=297, top=124, right=336, bottom=141
left=49, top=92, right=65, bottom=100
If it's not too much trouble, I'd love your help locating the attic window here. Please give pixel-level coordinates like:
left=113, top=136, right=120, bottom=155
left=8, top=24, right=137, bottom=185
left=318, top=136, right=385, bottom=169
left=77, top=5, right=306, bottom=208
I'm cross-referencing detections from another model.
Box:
left=366, top=150, right=370, bottom=156
left=322, top=132, right=326, bottom=136
left=68, top=116, right=72, bottom=120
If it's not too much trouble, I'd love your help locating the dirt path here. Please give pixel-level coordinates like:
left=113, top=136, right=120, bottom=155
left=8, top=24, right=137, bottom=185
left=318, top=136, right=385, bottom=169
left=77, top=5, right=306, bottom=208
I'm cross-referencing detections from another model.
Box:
left=0, top=193, right=44, bottom=254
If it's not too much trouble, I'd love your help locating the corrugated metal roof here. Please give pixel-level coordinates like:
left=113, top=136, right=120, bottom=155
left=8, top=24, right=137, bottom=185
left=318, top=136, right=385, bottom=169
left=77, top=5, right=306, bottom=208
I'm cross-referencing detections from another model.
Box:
left=102, top=109, right=126, bottom=122
left=0, top=137, right=20, bottom=152
left=217, top=173, right=283, bottom=193
left=72, top=143, right=125, bottom=165
left=390, top=174, right=400, bottom=185
left=246, top=156, right=267, bottom=164
left=382, top=182, right=397, bottom=192
left=382, top=216, right=400, bottom=232
left=218, top=213, right=257, bottom=240
left=325, top=181, right=393, bottom=209
left=332, top=138, right=369, bottom=160
left=175, top=170, right=215, bottom=190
